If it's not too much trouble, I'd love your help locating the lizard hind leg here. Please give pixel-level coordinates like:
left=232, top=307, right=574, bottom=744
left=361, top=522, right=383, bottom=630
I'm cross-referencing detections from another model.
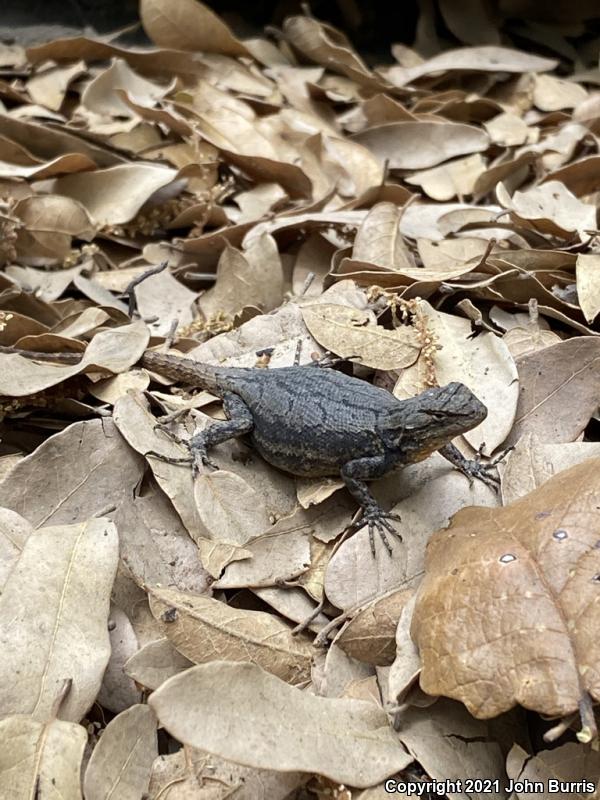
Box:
left=186, top=392, right=254, bottom=475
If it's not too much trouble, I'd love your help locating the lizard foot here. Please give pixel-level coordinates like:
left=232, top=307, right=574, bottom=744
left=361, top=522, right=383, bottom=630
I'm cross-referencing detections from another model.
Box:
left=351, top=506, right=403, bottom=557
left=459, top=443, right=514, bottom=491
left=149, top=424, right=219, bottom=475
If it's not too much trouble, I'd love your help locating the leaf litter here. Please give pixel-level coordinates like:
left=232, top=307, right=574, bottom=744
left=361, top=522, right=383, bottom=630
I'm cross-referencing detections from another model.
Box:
left=2, top=0, right=600, bottom=795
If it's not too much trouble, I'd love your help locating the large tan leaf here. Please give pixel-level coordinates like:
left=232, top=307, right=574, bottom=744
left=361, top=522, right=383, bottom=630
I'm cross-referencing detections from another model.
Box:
left=140, top=0, right=249, bottom=56
left=0, top=715, right=86, bottom=800
left=508, top=337, right=600, bottom=446
left=0, top=518, right=118, bottom=721
left=0, top=419, right=144, bottom=527
left=352, top=122, right=489, bottom=170
left=148, top=587, right=313, bottom=684
left=83, top=705, right=157, bottom=800
left=301, top=303, right=421, bottom=370
left=149, top=661, right=412, bottom=787
left=412, top=459, right=600, bottom=719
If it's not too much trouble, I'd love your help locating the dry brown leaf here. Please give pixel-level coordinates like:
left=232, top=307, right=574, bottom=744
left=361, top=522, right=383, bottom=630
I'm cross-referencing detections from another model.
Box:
left=113, top=393, right=205, bottom=539
left=124, top=638, right=194, bottom=691
left=394, top=300, right=518, bottom=454
left=52, top=163, right=180, bottom=226
left=148, top=746, right=307, bottom=800
left=97, top=605, right=142, bottom=714
left=141, top=0, right=250, bottom=57
left=301, top=304, right=421, bottom=370
left=0, top=517, right=118, bottom=721
left=0, top=507, right=32, bottom=589
left=335, top=588, right=412, bottom=667
left=413, top=459, right=600, bottom=719
left=0, top=715, right=86, bottom=799
left=83, top=704, right=157, bottom=800
left=135, top=267, right=198, bottom=337
left=27, top=60, right=86, bottom=111
left=385, top=46, right=556, bottom=87
left=198, top=234, right=283, bottom=319
left=0, top=418, right=144, bottom=526
left=81, top=58, right=173, bottom=119
left=149, top=661, right=413, bottom=787
left=283, top=15, right=375, bottom=87
left=0, top=320, right=149, bottom=396
left=501, top=434, right=600, bottom=505
left=395, top=699, right=507, bottom=800
left=506, top=742, right=600, bottom=798
left=496, top=180, right=596, bottom=239
left=149, top=587, right=314, bottom=684
left=508, top=337, right=600, bottom=446
left=406, top=154, right=486, bottom=201
left=352, top=122, right=490, bottom=170
left=14, top=195, right=95, bottom=264
left=351, top=201, right=415, bottom=270
left=575, top=253, right=600, bottom=324
left=533, top=74, right=588, bottom=111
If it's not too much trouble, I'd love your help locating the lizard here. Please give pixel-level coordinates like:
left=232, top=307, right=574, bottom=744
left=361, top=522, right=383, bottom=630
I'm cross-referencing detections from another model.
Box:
left=0, top=344, right=497, bottom=554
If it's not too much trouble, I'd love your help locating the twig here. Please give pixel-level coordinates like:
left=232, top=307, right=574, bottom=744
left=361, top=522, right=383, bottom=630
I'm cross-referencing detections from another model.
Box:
left=124, top=260, right=168, bottom=319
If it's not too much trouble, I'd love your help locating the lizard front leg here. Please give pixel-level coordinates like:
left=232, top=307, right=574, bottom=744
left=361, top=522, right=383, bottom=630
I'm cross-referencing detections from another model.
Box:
left=439, top=442, right=509, bottom=489
left=341, top=455, right=402, bottom=556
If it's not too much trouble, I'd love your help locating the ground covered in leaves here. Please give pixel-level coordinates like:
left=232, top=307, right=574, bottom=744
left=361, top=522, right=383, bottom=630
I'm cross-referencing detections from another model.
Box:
left=3, top=1, right=600, bottom=798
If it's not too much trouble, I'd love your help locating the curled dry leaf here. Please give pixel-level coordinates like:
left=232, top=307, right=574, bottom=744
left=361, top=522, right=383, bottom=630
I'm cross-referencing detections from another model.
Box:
left=0, top=716, right=86, bottom=799
left=0, top=517, right=118, bottom=721
left=533, top=74, right=588, bottom=112
left=14, top=195, right=96, bottom=264
left=301, top=304, right=421, bottom=370
left=412, top=459, right=600, bottom=719
left=406, top=154, right=486, bottom=201
left=149, top=587, right=314, bottom=685
left=81, top=58, right=172, bottom=118
left=149, top=661, right=413, bottom=787
left=352, top=122, right=490, bottom=170
left=83, top=704, right=157, bottom=800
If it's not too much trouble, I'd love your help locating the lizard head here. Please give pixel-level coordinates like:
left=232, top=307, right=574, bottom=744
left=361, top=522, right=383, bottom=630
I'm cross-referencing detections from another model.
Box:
left=385, top=382, right=487, bottom=460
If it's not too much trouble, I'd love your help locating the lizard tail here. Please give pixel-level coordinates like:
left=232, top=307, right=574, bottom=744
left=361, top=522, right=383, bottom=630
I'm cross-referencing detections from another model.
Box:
left=140, top=350, right=222, bottom=390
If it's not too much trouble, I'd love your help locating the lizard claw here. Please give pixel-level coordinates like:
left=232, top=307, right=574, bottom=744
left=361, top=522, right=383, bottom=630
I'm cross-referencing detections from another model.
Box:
left=351, top=505, right=403, bottom=557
